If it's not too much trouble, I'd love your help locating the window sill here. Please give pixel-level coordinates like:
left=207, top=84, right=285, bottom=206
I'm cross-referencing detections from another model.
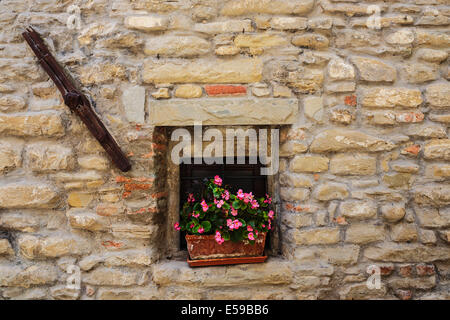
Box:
left=152, top=257, right=293, bottom=287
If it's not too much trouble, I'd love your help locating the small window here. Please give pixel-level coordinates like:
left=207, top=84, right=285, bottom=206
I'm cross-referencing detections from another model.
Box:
left=179, top=157, right=268, bottom=249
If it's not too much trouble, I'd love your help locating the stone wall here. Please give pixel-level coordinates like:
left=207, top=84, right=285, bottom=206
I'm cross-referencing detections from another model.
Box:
left=0, top=0, right=449, bottom=300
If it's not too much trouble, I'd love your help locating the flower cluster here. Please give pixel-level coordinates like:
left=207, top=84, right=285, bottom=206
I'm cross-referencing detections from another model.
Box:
left=176, top=175, right=275, bottom=244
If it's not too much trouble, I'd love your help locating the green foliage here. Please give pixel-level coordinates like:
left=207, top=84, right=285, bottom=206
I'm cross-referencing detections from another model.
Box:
left=177, top=176, right=275, bottom=243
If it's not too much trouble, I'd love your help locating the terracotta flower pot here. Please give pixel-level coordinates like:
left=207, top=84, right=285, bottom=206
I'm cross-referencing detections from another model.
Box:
left=186, top=233, right=266, bottom=260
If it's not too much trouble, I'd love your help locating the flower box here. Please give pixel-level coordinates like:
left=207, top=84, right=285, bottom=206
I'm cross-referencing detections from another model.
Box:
left=175, top=175, right=274, bottom=266
left=186, top=232, right=266, bottom=260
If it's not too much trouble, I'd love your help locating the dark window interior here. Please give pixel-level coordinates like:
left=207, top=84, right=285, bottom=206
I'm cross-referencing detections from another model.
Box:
left=179, top=157, right=268, bottom=249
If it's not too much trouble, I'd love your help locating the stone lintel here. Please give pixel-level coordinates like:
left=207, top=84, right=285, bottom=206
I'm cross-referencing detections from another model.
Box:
left=149, top=98, right=299, bottom=126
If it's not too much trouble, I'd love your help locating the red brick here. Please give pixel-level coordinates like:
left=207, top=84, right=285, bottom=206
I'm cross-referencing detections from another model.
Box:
left=402, top=144, right=421, bottom=156
left=398, top=265, right=413, bottom=277
left=284, top=203, right=314, bottom=213
left=379, top=265, right=395, bottom=276
left=152, top=143, right=167, bottom=151
left=116, top=176, right=154, bottom=183
left=101, top=240, right=123, bottom=249
left=152, top=191, right=168, bottom=199
left=396, top=112, right=424, bottom=123
left=116, top=176, right=132, bottom=183
left=344, top=95, right=357, bottom=107
left=124, top=183, right=152, bottom=191
left=122, top=191, right=131, bottom=198
left=205, top=85, right=247, bottom=96
left=334, top=216, right=348, bottom=225
left=396, top=290, right=412, bottom=300
left=131, top=177, right=154, bottom=183
left=416, top=264, right=435, bottom=276
left=141, top=152, right=154, bottom=159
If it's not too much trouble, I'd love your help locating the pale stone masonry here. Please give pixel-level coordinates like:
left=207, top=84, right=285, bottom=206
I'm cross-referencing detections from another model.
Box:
left=0, top=0, right=449, bottom=300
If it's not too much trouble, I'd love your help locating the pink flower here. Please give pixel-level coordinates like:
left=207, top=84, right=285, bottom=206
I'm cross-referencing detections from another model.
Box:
left=264, top=194, right=272, bottom=204
left=190, top=224, right=194, bottom=229
left=237, top=189, right=244, bottom=200
left=243, top=192, right=254, bottom=204
left=231, top=207, right=238, bottom=216
left=268, top=210, right=274, bottom=219
left=248, top=232, right=255, bottom=241
left=201, top=199, right=209, bottom=212
left=227, top=219, right=242, bottom=230
left=174, top=222, right=181, bottom=231
left=198, top=227, right=204, bottom=234
left=187, top=193, right=195, bottom=203
left=214, top=175, right=222, bottom=186
left=192, top=212, right=200, bottom=218
left=215, top=231, right=224, bottom=244
left=214, top=198, right=224, bottom=208
left=247, top=225, right=253, bottom=232
left=251, top=200, right=259, bottom=209
left=222, top=190, right=230, bottom=200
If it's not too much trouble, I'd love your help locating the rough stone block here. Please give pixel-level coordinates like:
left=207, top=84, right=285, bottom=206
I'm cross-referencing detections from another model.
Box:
left=143, top=58, right=262, bottom=84
left=330, top=154, right=376, bottom=176
left=414, top=185, right=450, bottom=207
left=0, top=140, right=22, bottom=173
left=0, top=112, right=64, bottom=137
left=67, top=209, right=110, bottom=232
left=124, top=15, right=169, bottom=32
left=362, top=87, right=423, bottom=108
left=351, top=57, right=396, bottom=82
left=364, top=244, right=450, bottom=262
left=221, top=0, right=314, bottom=16
left=0, top=182, right=59, bottom=209
left=144, top=35, right=210, bottom=57
left=425, top=83, right=450, bottom=109
left=290, top=155, right=329, bottom=173
left=310, top=129, right=395, bottom=153
left=0, top=264, right=58, bottom=288
left=293, top=227, right=340, bottom=245
left=340, top=200, right=377, bottom=220
left=424, top=139, right=450, bottom=160
left=314, top=182, right=349, bottom=201
left=25, top=142, right=74, bottom=172
left=122, top=85, right=146, bottom=124
left=83, top=267, right=143, bottom=286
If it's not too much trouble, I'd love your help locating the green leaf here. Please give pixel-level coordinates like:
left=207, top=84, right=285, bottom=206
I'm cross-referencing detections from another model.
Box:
left=232, top=200, right=240, bottom=209
left=230, top=231, right=240, bottom=242
left=222, top=231, right=230, bottom=241
left=201, top=221, right=211, bottom=233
